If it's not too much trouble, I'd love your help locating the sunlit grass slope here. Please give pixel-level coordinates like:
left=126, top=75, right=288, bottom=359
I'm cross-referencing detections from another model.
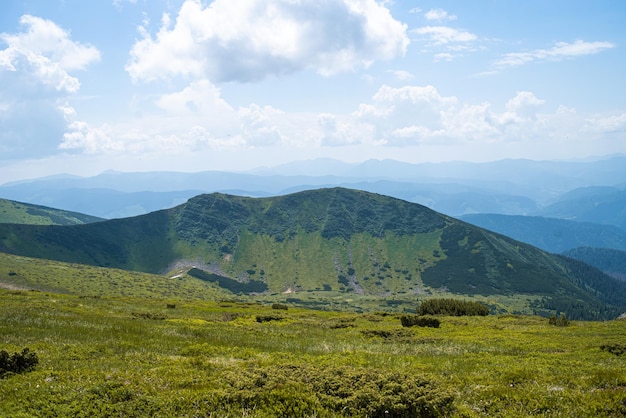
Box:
left=0, top=198, right=103, bottom=225
left=1, top=288, right=625, bottom=417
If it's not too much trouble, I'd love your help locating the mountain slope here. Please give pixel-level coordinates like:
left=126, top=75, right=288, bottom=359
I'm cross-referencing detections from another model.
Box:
left=460, top=214, right=626, bottom=253
left=0, top=198, right=103, bottom=225
left=563, top=247, right=626, bottom=281
left=0, top=188, right=624, bottom=319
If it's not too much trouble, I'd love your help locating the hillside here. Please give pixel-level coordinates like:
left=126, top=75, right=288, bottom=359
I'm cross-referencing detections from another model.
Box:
left=460, top=214, right=626, bottom=253
left=1, top=188, right=625, bottom=319
left=563, top=247, right=626, bottom=281
left=0, top=198, right=103, bottom=225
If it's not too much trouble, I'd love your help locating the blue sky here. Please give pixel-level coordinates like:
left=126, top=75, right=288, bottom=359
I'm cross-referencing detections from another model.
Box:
left=1, top=0, right=625, bottom=182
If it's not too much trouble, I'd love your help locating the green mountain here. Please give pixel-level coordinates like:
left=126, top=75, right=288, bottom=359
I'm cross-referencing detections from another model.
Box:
left=1, top=188, right=624, bottom=319
left=0, top=198, right=104, bottom=225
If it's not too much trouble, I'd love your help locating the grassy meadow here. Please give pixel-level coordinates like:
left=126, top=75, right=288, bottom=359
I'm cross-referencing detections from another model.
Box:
left=1, top=284, right=625, bottom=417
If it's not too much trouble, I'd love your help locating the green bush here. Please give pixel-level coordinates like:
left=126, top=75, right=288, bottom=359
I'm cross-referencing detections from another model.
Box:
left=256, top=314, right=284, bottom=323
left=222, top=364, right=454, bottom=417
left=401, top=315, right=440, bottom=328
left=0, top=348, right=38, bottom=378
left=418, top=298, right=490, bottom=316
left=271, top=303, right=288, bottom=310
left=548, top=313, right=570, bottom=327
left=600, top=343, right=626, bottom=356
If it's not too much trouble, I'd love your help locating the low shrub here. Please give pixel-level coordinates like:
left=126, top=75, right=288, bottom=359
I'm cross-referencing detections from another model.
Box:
left=418, top=298, right=490, bottom=316
left=401, top=315, right=440, bottom=328
left=600, top=343, right=626, bottom=356
left=549, top=314, right=569, bottom=327
left=271, top=303, right=288, bottom=310
left=221, top=364, right=454, bottom=417
left=0, top=348, right=38, bottom=378
left=256, top=314, right=284, bottom=323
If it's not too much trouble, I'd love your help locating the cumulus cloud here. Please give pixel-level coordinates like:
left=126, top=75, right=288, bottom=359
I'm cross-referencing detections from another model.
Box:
left=323, top=86, right=559, bottom=147
left=126, top=0, right=409, bottom=83
left=494, top=40, right=615, bottom=68
left=0, top=15, right=100, bottom=93
left=0, top=15, right=100, bottom=160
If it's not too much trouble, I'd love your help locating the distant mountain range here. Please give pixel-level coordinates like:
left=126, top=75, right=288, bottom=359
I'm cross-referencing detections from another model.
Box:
left=460, top=214, right=626, bottom=254
left=2, top=155, right=625, bottom=219
left=1, top=188, right=624, bottom=320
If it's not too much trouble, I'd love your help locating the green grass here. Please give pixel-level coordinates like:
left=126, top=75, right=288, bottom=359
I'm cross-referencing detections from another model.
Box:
left=0, top=252, right=229, bottom=300
left=0, top=198, right=103, bottom=225
left=1, top=286, right=625, bottom=417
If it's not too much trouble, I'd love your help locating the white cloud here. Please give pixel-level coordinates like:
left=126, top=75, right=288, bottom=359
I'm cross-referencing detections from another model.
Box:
left=433, top=52, right=454, bottom=62
left=333, top=86, right=567, bottom=147
left=0, top=15, right=100, bottom=160
left=126, top=0, right=409, bottom=83
left=505, top=91, right=545, bottom=119
left=0, top=15, right=100, bottom=93
left=156, top=79, right=233, bottom=115
left=387, top=69, right=414, bottom=80
left=413, top=26, right=477, bottom=45
left=424, top=9, right=457, bottom=22
left=238, top=104, right=286, bottom=146
left=495, top=40, right=615, bottom=68
left=583, top=113, right=626, bottom=134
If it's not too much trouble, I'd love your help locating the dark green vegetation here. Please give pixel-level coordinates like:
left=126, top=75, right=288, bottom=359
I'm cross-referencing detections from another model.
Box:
left=0, top=198, right=103, bottom=225
left=0, top=348, right=39, bottom=378
left=1, top=188, right=626, bottom=320
left=417, top=298, right=490, bottom=317
left=563, top=247, right=626, bottom=281
left=1, top=288, right=625, bottom=417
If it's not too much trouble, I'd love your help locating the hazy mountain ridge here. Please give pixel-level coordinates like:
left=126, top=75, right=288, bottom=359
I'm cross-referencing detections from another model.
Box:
left=2, top=155, right=625, bottom=219
left=537, top=186, right=626, bottom=230
left=461, top=214, right=626, bottom=254
left=0, top=188, right=624, bottom=320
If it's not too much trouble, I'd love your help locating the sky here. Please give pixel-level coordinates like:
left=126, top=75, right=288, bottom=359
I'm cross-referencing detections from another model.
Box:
left=1, top=0, right=625, bottom=182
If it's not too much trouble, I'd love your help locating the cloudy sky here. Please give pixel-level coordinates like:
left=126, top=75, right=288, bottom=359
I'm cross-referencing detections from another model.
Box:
left=1, top=0, right=625, bottom=182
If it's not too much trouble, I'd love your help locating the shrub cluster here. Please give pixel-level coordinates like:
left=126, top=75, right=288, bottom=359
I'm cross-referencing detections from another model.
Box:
left=548, top=314, right=570, bottom=327
left=0, top=348, right=38, bottom=378
left=418, top=298, right=490, bottom=316
left=256, top=314, right=284, bottom=323
left=221, top=364, right=454, bottom=417
left=600, top=343, right=626, bottom=356
left=400, top=315, right=440, bottom=328
left=271, top=303, right=288, bottom=310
